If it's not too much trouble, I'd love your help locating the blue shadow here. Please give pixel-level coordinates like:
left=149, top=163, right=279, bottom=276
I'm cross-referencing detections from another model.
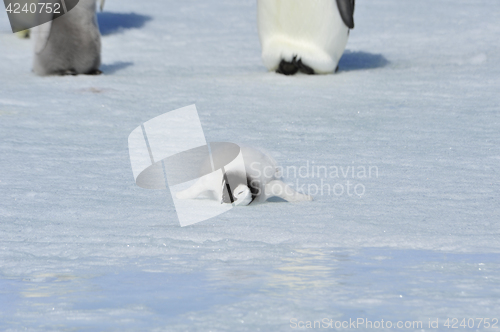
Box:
left=267, top=197, right=287, bottom=203
left=97, top=12, right=152, bottom=36
left=338, top=50, right=389, bottom=72
left=101, top=61, right=134, bottom=74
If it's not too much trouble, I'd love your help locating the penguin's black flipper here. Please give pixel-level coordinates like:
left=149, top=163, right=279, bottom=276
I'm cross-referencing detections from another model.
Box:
left=336, top=0, right=355, bottom=29
left=221, top=175, right=234, bottom=204
left=221, top=172, right=246, bottom=204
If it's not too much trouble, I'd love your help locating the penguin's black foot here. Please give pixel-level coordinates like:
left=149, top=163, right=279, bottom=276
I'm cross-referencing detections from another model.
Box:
left=296, top=59, right=315, bottom=75
left=58, top=68, right=78, bottom=76
left=276, top=59, right=299, bottom=75
left=86, top=69, right=103, bottom=75
left=276, top=56, right=315, bottom=76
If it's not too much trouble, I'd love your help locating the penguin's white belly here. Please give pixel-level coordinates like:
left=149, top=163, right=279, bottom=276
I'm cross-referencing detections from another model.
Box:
left=257, top=0, right=349, bottom=74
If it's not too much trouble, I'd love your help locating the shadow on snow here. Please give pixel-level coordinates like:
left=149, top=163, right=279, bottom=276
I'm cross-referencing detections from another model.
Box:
left=97, top=12, right=152, bottom=36
left=338, top=51, right=389, bottom=72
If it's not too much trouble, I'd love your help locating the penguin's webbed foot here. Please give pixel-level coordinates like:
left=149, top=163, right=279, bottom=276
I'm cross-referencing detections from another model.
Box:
left=296, top=59, right=314, bottom=75
left=277, top=59, right=299, bottom=75
left=86, top=69, right=103, bottom=75
left=58, top=69, right=78, bottom=76
left=276, top=56, right=315, bottom=76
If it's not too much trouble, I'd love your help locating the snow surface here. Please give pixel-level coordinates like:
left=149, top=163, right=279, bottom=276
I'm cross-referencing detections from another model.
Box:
left=0, top=0, right=499, bottom=330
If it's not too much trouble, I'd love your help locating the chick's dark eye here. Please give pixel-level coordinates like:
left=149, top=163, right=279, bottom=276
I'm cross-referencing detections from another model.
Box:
left=238, top=191, right=244, bottom=195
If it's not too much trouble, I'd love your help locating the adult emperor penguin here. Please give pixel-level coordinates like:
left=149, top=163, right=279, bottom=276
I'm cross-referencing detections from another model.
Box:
left=32, top=0, right=105, bottom=76
left=257, top=0, right=355, bottom=75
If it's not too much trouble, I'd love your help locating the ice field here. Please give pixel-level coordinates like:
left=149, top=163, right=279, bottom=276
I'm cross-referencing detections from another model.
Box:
left=1, top=0, right=500, bottom=330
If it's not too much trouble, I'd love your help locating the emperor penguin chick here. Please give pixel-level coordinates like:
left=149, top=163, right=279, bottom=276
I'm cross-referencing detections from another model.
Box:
left=32, top=0, right=105, bottom=76
left=257, top=0, right=355, bottom=75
